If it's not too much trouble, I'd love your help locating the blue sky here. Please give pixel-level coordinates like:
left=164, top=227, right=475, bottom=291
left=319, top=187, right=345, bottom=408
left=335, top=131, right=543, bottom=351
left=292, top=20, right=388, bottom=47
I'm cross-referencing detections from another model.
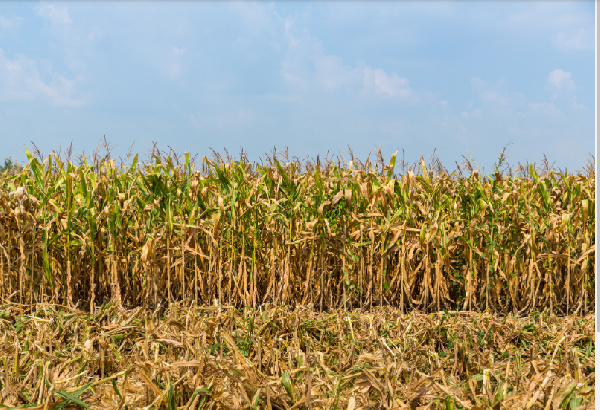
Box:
left=0, top=1, right=595, bottom=174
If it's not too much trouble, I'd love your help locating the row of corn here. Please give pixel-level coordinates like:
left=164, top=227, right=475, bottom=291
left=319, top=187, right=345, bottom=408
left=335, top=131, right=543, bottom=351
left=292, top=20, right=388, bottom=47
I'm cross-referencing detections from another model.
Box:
left=0, top=149, right=594, bottom=314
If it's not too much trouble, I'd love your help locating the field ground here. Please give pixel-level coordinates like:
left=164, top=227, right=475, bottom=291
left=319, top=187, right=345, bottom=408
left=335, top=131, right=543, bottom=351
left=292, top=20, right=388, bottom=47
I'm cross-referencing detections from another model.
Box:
left=0, top=301, right=594, bottom=409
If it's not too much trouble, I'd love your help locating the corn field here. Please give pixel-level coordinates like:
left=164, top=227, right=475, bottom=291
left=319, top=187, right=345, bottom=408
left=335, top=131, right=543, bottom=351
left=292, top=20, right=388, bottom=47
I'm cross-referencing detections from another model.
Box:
left=0, top=147, right=595, bottom=408
left=0, top=148, right=595, bottom=315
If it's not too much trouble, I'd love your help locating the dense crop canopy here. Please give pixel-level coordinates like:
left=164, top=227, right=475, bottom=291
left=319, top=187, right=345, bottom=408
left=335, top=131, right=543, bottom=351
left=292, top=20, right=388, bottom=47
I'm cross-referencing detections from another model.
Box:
left=0, top=149, right=594, bottom=315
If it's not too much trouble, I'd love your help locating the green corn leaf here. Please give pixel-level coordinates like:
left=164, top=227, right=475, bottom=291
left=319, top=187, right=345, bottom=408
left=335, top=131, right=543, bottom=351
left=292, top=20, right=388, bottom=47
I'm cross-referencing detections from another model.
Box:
left=111, top=378, right=123, bottom=401
left=387, top=150, right=398, bottom=182
left=129, top=154, right=139, bottom=175
left=53, top=389, right=90, bottom=410
left=184, top=152, right=190, bottom=175
left=281, top=372, right=295, bottom=402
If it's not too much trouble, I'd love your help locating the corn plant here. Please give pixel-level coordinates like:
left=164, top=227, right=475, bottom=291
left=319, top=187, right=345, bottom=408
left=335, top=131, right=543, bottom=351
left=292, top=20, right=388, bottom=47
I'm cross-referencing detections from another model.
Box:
left=0, top=148, right=594, bottom=315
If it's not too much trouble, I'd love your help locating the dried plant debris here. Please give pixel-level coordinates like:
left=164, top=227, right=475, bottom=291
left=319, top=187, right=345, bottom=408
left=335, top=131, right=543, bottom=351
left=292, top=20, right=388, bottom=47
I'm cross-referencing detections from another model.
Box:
left=0, top=302, right=594, bottom=409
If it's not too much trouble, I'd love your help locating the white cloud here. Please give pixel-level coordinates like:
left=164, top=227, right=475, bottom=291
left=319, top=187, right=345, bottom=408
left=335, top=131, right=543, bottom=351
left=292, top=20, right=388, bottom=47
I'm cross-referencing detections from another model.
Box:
left=547, top=69, right=575, bottom=92
left=501, top=2, right=592, bottom=31
left=281, top=22, right=363, bottom=92
left=281, top=22, right=311, bottom=89
left=0, top=15, right=23, bottom=30
left=0, top=49, right=86, bottom=107
left=284, top=20, right=299, bottom=47
left=229, top=2, right=278, bottom=38
left=529, top=102, right=563, bottom=117
left=363, top=67, right=411, bottom=98
left=0, top=15, right=10, bottom=29
left=380, top=119, right=411, bottom=138
left=281, top=21, right=413, bottom=101
left=545, top=69, right=585, bottom=110
left=163, top=46, right=185, bottom=80
left=314, top=54, right=358, bottom=90
left=460, top=109, right=483, bottom=120
left=554, top=28, right=594, bottom=52
left=35, top=4, right=72, bottom=26
left=470, top=77, right=514, bottom=106
left=191, top=108, right=256, bottom=129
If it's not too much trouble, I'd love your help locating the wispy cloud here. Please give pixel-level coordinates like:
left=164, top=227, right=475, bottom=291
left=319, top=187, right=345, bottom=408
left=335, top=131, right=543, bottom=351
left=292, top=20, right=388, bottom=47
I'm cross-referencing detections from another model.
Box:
left=547, top=69, right=575, bottom=92
left=470, top=77, right=524, bottom=108
left=163, top=46, right=185, bottom=80
left=0, top=14, right=23, bottom=30
left=282, top=20, right=415, bottom=101
left=546, top=69, right=585, bottom=110
left=282, top=20, right=362, bottom=91
left=529, top=102, right=563, bottom=118
left=362, top=67, right=411, bottom=98
left=0, top=49, right=86, bottom=107
left=503, top=3, right=591, bottom=31
left=35, top=4, right=72, bottom=26
left=554, top=28, right=594, bottom=52
left=191, top=108, right=256, bottom=130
